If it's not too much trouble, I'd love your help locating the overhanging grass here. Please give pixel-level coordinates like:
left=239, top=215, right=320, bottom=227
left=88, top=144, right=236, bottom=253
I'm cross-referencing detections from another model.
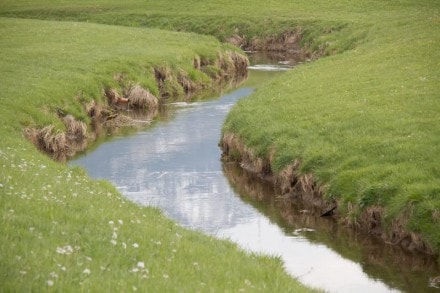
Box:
left=0, top=17, right=314, bottom=291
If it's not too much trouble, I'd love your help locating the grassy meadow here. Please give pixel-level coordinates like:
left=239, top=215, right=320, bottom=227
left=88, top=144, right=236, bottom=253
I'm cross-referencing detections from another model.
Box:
left=0, top=0, right=439, bottom=291
left=0, top=16, right=313, bottom=293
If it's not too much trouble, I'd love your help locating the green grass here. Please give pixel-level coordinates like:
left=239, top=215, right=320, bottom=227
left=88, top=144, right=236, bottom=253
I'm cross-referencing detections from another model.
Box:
left=0, top=17, right=314, bottom=292
left=0, top=0, right=439, bottom=290
left=0, top=17, right=233, bottom=132
left=1, top=137, right=311, bottom=292
left=222, top=2, right=440, bottom=253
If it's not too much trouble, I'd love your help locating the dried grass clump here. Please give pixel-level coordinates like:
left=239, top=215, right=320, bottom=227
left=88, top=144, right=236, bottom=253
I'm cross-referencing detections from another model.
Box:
left=154, top=66, right=184, bottom=98
left=103, top=114, right=136, bottom=129
left=229, top=51, right=249, bottom=75
left=24, top=115, right=89, bottom=161
left=266, top=31, right=303, bottom=52
left=382, top=205, right=433, bottom=254
left=276, top=159, right=301, bottom=195
left=177, top=70, right=198, bottom=95
left=360, top=206, right=384, bottom=235
left=226, top=34, right=246, bottom=48
left=126, top=85, right=159, bottom=109
left=213, top=51, right=249, bottom=83
left=221, top=132, right=247, bottom=161
left=105, top=88, right=122, bottom=105
left=24, top=125, right=67, bottom=160
left=63, top=115, right=87, bottom=139
left=216, top=51, right=236, bottom=77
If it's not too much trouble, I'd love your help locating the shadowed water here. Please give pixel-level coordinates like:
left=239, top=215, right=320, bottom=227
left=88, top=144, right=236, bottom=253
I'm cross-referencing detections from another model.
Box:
left=71, top=60, right=440, bottom=292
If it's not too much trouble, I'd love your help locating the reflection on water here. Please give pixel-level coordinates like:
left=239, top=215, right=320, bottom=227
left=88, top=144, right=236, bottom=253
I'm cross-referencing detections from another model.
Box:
left=71, top=66, right=439, bottom=292
left=223, top=162, right=440, bottom=293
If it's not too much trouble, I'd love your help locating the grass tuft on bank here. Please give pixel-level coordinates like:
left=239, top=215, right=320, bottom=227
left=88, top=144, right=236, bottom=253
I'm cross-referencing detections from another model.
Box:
left=0, top=17, right=314, bottom=292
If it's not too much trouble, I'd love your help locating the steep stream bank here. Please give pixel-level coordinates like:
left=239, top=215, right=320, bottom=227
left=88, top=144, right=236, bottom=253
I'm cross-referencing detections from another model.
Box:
left=24, top=50, right=248, bottom=161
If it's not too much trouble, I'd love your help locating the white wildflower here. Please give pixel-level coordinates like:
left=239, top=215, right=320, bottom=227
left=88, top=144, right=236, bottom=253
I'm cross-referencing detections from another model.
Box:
left=47, top=280, right=54, bottom=287
left=49, top=272, right=59, bottom=279
left=132, top=243, right=139, bottom=248
left=110, top=239, right=117, bottom=246
left=112, top=231, right=118, bottom=239
left=118, top=219, right=123, bottom=225
left=122, top=242, right=127, bottom=249
left=82, top=268, right=91, bottom=275
left=56, top=245, right=74, bottom=255
left=163, top=274, right=169, bottom=279
left=137, top=262, right=145, bottom=269
left=108, top=220, right=114, bottom=225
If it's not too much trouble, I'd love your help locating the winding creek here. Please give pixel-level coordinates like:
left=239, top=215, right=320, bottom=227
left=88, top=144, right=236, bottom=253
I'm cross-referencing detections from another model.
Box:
left=71, top=54, right=440, bottom=292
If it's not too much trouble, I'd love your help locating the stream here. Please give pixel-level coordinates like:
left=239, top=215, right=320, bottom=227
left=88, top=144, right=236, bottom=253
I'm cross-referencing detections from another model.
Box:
left=71, top=53, right=440, bottom=292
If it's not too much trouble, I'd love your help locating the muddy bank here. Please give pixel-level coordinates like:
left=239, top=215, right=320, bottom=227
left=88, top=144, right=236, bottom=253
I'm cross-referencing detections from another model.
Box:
left=24, top=50, right=249, bottom=161
left=226, top=29, right=324, bottom=61
left=220, top=132, right=435, bottom=257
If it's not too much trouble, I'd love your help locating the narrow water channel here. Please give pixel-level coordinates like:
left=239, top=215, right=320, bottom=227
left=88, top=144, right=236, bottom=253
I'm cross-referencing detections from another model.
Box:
left=71, top=55, right=440, bottom=292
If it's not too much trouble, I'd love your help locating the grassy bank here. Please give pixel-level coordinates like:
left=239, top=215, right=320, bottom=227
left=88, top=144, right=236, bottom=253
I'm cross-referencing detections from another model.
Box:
left=0, top=18, right=313, bottom=291
left=1, top=0, right=439, bottom=290
left=222, top=3, right=440, bottom=254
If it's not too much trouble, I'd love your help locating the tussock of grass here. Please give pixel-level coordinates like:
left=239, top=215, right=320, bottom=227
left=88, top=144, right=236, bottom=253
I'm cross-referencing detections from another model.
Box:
left=126, top=85, right=159, bottom=109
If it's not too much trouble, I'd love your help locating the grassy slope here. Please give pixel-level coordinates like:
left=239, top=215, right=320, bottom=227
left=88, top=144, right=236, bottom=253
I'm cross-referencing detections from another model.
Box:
left=223, top=3, right=440, bottom=253
left=0, top=18, right=313, bottom=292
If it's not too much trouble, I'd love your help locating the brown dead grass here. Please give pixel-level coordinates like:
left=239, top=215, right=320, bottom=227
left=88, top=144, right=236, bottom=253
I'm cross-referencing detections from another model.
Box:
left=215, top=51, right=249, bottom=79
left=24, top=114, right=88, bottom=161
left=154, top=66, right=180, bottom=98
left=105, top=88, right=121, bottom=105
left=126, top=85, right=159, bottom=109
left=360, top=206, right=384, bottom=236
left=177, top=69, right=199, bottom=94
left=63, top=115, right=87, bottom=139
